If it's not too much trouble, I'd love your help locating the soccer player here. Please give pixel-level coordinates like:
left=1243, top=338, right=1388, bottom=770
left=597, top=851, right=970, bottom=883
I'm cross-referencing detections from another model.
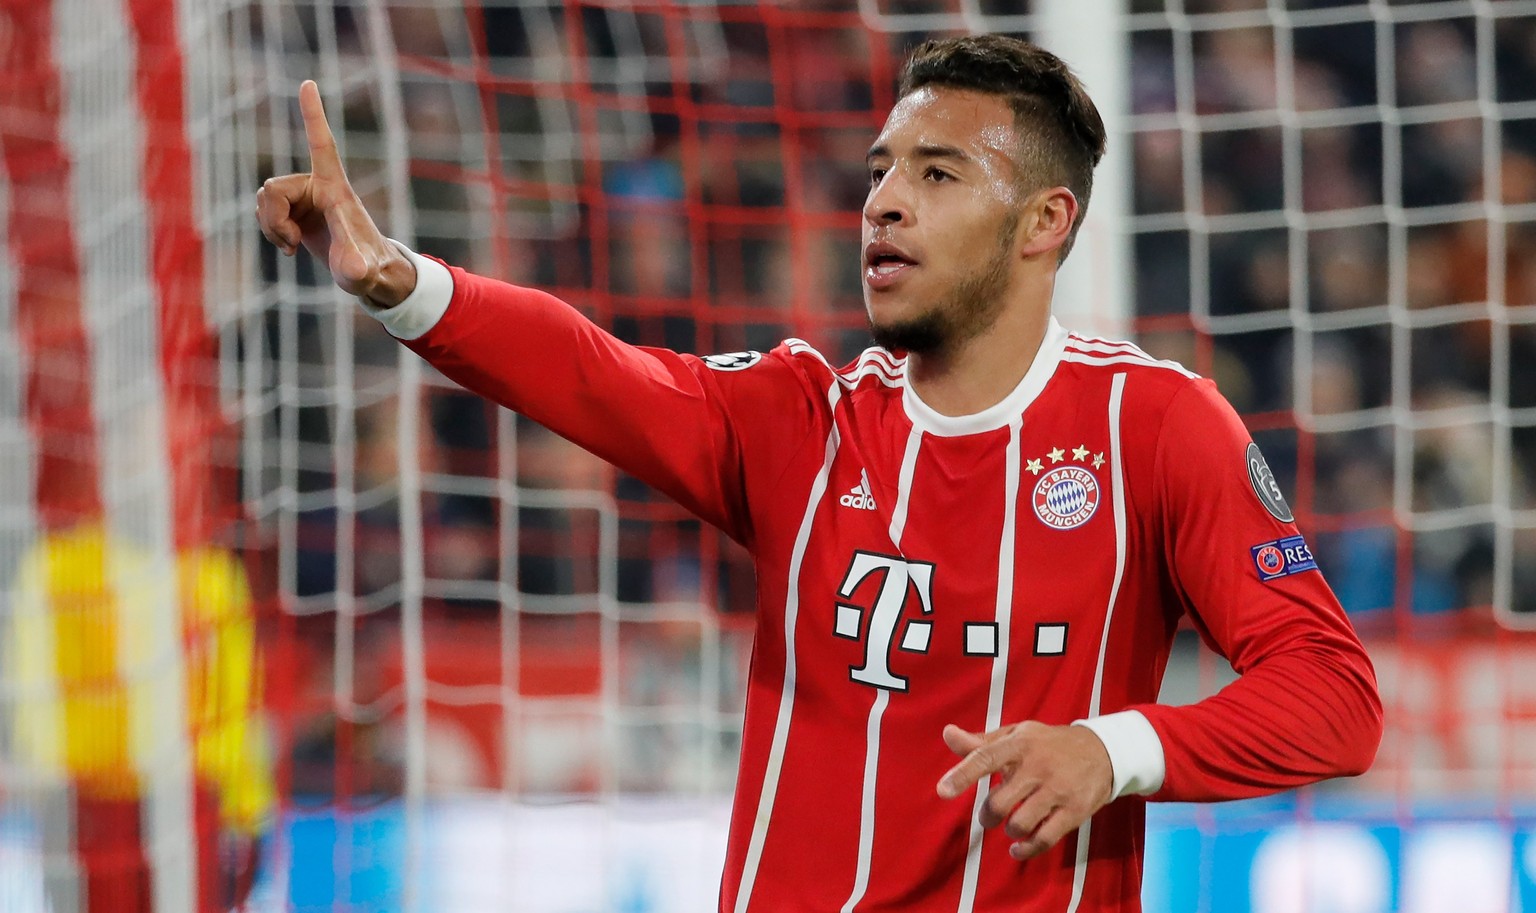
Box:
left=258, top=35, right=1382, bottom=912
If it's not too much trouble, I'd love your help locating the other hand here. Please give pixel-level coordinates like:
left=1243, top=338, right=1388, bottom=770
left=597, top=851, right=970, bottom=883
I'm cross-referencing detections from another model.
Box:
left=254, top=80, right=415, bottom=308
left=936, top=721, right=1113, bottom=861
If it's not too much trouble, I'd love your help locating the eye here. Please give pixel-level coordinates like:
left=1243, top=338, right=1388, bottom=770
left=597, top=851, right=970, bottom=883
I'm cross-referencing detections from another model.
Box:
left=869, top=167, right=888, bottom=185
left=925, top=166, right=953, bottom=182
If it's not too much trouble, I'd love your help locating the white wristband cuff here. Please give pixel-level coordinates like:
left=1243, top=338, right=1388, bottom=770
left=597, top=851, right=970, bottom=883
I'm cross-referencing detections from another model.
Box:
left=358, top=241, right=454, bottom=340
left=1072, top=710, right=1165, bottom=800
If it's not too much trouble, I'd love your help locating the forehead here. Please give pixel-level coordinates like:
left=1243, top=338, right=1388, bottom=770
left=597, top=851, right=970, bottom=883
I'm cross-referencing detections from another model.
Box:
left=872, top=86, right=1021, bottom=164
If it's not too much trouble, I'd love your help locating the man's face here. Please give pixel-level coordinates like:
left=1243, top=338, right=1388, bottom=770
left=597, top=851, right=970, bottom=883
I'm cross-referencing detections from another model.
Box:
left=862, top=86, right=1026, bottom=354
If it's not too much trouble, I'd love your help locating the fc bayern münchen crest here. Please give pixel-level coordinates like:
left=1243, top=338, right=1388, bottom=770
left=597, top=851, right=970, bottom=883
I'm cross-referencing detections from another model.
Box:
left=1032, top=466, right=1101, bottom=530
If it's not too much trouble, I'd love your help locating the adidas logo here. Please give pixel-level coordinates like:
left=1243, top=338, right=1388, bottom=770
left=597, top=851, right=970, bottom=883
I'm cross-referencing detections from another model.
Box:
left=839, top=471, right=878, bottom=511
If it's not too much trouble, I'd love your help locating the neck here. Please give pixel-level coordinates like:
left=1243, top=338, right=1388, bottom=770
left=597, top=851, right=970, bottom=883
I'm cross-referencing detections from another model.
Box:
left=905, top=271, right=1055, bottom=417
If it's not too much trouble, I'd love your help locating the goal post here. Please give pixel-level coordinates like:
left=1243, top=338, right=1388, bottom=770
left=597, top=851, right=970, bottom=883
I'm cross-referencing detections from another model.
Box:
left=1036, top=0, right=1134, bottom=339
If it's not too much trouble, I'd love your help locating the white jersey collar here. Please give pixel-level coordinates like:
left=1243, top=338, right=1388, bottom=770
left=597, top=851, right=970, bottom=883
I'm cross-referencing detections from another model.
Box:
left=900, top=316, right=1069, bottom=437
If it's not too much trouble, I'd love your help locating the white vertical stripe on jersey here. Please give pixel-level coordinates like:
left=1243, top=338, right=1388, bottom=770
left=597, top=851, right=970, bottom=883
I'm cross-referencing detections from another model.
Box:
left=1066, top=372, right=1131, bottom=913
left=956, top=416, right=1024, bottom=913
left=841, top=689, right=891, bottom=913
left=735, top=382, right=845, bottom=913
left=840, top=426, right=924, bottom=913
left=888, top=427, right=923, bottom=548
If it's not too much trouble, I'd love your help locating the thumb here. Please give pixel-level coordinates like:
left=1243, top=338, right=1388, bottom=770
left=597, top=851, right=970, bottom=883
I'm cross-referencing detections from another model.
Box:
left=329, top=230, right=371, bottom=286
left=321, top=198, right=379, bottom=287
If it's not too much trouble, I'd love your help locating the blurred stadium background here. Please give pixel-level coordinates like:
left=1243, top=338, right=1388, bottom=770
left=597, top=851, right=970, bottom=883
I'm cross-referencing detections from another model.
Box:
left=3, top=0, right=1536, bottom=910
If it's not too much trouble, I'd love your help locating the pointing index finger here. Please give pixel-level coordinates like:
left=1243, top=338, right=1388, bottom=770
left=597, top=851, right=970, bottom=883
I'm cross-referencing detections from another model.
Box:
left=299, top=80, right=344, bottom=179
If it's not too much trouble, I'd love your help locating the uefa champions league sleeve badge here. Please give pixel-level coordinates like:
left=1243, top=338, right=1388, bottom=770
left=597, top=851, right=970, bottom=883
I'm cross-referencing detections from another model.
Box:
left=702, top=351, right=762, bottom=371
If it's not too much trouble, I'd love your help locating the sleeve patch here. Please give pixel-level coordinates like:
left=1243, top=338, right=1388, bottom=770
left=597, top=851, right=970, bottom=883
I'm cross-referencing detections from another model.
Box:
left=702, top=351, right=762, bottom=371
left=1245, top=441, right=1294, bottom=522
left=1251, top=536, right=1319, bottom=582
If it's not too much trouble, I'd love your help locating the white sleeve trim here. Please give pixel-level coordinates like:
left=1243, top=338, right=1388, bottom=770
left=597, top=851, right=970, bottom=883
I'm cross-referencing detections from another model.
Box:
left=357, top=240, right=454, bottom=341
left=1073, top=710, right=1166, bottom=800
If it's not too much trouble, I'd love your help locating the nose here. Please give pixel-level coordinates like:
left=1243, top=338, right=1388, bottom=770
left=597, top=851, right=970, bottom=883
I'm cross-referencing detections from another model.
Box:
left=863, top=171, right=910, bottom=226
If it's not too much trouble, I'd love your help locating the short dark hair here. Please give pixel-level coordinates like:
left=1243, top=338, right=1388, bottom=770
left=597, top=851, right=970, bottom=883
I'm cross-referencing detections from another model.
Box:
left=898, top=35, right=1107, bottom=261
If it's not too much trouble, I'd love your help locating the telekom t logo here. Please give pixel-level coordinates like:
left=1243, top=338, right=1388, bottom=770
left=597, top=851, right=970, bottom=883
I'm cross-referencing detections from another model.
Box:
left=834, top=551, right=935, bottom=691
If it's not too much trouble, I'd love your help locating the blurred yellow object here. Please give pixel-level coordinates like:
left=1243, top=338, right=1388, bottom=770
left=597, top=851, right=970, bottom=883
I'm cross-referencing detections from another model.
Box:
left=10, top=524, right=274, bottom=835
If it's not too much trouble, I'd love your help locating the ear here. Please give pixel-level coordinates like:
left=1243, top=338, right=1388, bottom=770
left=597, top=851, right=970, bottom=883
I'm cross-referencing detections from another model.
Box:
left=1016, top=187, right=1079, bottom=260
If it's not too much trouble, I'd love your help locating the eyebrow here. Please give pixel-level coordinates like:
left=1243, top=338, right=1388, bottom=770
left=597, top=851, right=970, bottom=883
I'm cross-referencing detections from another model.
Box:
left=865, top=142, right=973, bottom=165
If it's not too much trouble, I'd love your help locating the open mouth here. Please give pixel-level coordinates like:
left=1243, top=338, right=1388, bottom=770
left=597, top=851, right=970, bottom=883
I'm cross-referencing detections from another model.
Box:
left=868, top=253, right=914, bottom=277
left=864, top=243, right=917, bottom=288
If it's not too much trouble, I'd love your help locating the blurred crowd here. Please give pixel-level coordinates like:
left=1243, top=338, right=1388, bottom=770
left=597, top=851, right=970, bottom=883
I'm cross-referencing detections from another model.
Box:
left=251, top=0, right=1536, bottom=795
left=1128, top=6, right=1536, bottom=622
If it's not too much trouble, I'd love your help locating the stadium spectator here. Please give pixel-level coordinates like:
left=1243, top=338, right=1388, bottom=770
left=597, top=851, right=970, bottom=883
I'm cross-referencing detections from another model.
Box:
left=273, top=1, right=1536, bottom=628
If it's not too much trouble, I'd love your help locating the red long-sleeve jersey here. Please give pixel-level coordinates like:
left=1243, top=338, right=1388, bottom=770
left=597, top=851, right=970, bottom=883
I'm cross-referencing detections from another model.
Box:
left=377, top=249, right=1381, bottom=913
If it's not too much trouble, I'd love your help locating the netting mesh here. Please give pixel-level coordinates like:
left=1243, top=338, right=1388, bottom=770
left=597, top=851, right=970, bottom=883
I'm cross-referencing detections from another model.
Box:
left=234, top=1, right=907, bottom=818
left=1123, top=2, right=1536, bottom=629
left=5, top=0, right=1536, bottom=909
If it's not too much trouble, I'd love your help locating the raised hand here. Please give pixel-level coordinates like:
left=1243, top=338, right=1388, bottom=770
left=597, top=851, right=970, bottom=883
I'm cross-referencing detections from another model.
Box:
left=937, top=720, right=1113, bottom=861
left=255, top=80, right=415, bottom=308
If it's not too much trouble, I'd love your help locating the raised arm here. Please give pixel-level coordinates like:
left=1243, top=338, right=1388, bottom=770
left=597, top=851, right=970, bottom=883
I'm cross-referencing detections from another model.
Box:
left=255, top=82, right=820, bottom=546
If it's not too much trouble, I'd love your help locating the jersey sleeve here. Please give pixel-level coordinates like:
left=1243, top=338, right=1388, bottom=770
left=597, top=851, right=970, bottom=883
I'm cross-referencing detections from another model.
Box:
left=1129, top=378, right=1383, bottom=802
left=367, top=246, right=821, bottom=548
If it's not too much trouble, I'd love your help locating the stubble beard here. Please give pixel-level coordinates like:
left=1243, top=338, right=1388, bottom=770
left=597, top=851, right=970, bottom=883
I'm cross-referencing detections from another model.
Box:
left=867, top=219, right=1018, bottom=357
